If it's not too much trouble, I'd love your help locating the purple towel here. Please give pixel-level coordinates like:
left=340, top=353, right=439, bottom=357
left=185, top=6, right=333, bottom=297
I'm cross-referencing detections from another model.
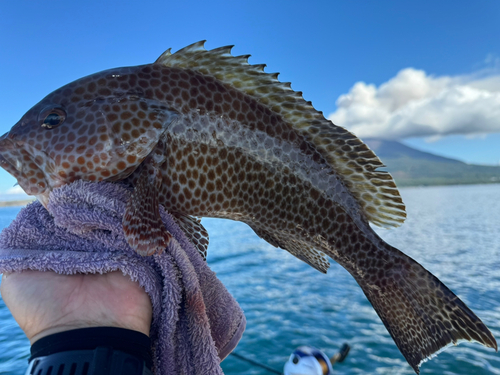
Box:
left=0, top=180, right=245, bottom=375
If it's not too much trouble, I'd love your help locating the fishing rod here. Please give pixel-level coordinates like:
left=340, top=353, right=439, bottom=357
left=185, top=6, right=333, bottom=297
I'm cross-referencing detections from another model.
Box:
left=230, top=352, right=282, bottom=374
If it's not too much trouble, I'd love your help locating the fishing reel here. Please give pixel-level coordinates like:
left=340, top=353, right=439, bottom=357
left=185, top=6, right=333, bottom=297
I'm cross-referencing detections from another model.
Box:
left=231, top=343, right=350, bottom=374
left=283, top=344, right=350, bottom=375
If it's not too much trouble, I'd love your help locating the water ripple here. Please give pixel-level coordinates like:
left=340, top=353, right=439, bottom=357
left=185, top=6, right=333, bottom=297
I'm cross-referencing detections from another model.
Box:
left=0, top=184, right=498, bottom=374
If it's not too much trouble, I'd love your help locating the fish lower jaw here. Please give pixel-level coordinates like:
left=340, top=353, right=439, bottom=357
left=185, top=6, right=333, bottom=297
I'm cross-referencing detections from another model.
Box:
left=11, top=173, right=53, bottom=208
left=13, top=172, right=53, bottom=198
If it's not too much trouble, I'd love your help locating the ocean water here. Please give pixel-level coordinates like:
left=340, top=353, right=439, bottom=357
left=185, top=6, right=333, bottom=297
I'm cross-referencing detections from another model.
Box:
left=0, top=184, right=499, bottom=374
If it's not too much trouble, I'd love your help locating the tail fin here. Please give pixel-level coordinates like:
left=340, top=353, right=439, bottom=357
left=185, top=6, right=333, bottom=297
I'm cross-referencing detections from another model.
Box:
left=353, top=243, right=497, bottom=374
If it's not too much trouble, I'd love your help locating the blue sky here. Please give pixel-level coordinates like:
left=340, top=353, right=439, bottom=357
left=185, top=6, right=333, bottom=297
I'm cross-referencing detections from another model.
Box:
left=1, top=1, right=499, bottom=198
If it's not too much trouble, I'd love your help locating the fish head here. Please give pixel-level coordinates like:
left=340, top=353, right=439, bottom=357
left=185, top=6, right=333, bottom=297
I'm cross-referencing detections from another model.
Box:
left=0, top=66, right=178, bottom=207
left=0, top=100, right=62, bottom=206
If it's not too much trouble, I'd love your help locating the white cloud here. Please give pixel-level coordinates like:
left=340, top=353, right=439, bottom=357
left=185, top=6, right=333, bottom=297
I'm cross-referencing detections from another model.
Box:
left=6, top=185, right=26, bottom=195
left=0, top=184, right=31, bottom=203
left=328, top=68, right=500, bottom=140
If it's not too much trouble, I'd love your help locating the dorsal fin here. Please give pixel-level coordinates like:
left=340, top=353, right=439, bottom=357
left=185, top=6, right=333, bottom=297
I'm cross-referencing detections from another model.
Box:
left=155, top=41, right=406, bottom=228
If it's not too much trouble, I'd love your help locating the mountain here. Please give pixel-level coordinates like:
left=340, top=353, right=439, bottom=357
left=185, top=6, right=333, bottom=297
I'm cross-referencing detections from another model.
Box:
left=363, top=138, right=500, bottom=187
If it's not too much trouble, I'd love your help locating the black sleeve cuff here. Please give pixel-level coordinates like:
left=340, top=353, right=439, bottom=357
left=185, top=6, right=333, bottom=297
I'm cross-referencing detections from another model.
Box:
left=30, top=327, right=152, bottom=370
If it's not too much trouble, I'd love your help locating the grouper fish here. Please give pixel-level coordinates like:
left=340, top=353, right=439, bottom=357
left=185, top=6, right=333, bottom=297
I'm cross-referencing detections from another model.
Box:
left=0, top=41, right=496, bottom=373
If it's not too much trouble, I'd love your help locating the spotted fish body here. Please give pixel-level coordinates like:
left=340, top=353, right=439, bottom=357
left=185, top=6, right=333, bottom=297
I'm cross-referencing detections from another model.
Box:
left=0, top=42, right=496, bottom=373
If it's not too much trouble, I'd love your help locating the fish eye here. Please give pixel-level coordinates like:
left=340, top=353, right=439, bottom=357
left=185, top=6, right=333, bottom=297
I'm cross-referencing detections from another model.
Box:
left=41, top=108, right=66, bottom=129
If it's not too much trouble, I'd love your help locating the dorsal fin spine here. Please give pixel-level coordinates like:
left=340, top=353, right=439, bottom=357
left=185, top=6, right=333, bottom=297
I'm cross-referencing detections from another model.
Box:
left=155, top=41, right=407, bottom=228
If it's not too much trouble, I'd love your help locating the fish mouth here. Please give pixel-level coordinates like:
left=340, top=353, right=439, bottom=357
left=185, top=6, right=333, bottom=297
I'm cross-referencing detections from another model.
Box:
left=0, top=133, right=52, bottom=205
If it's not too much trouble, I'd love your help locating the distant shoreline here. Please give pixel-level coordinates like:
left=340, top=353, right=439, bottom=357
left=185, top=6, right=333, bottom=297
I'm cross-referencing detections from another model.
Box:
left=0, top=199, right=35, bottom=207
left=0, top=180, right=498, bottom=208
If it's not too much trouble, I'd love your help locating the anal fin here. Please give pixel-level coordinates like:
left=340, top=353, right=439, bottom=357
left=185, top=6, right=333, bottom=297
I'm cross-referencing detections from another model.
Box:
left=123, top=161, right=171, bottom=256
left=172, top=213, right=210, bottom=260
left=250, top=225, right=330, bottom=273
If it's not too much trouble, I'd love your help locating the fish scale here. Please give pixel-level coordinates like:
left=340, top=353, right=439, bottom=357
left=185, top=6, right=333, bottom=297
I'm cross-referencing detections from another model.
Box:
left=0, top=41, right=496, bottom=374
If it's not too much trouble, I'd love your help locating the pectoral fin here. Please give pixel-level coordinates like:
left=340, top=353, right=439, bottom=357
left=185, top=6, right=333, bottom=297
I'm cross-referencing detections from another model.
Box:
left=123, top=160, right=171, bottom=256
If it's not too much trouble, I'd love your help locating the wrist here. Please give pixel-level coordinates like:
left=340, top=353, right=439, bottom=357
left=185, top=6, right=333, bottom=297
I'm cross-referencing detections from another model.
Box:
left=30, top=322, right=150, bottom=345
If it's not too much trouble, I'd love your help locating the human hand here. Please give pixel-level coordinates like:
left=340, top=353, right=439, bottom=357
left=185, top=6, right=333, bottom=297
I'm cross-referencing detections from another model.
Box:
left=0, top=270, right=152, bottom=344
